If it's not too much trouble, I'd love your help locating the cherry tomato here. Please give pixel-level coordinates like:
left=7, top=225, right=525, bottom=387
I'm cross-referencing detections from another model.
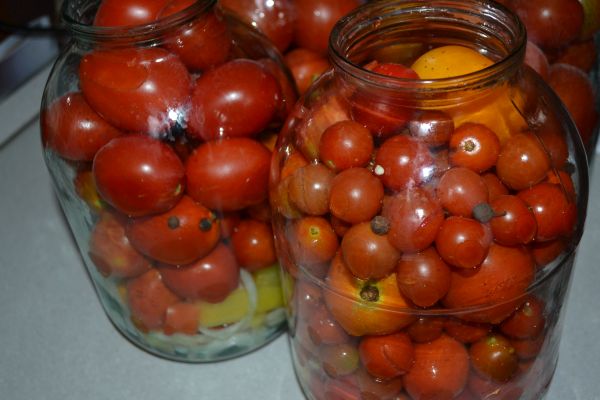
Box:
left=321, top=343, right=360, bottom=378
left=524, top=41, right=550, bottom=80
left=553, top=40, right=597, bottom=73
left=444, top=318, right=492, bottom=344
left=496, top=132, right=551, bottom=191
left=443, top=244, right=535, bottom=323
left=220, top=0, right=295, bottom=53
left=284, top=48, right=331, bottom=95
left=329, top=168, right=384, bottom=224
left=408, top=110, right=454, bottom=147
left=93, top=135, right=185, bottom=217
left=449, top=122, right=500, bottom=173
left=88, top=212, right=151, bottom=278
left=374, top=135, right=435, bottom=190
left=79, top=47, right=191, bottom=134
left=306, top=304, right=349, bottom=346
left=435, top=216, right=492, bottom=269
left=289, top=163, right=335, bottom=216
left=510, top=334, right=545, bottom=360
left=341, top=221, right=401, bottom=281
left=288, top=216, right=339, bottom=267
left=126, top=195, right=220, bottom=265
left=127, top=268, right=180, bottom=330
left=406, top=317, right=445, bottom=343
left=293, top=0, right=361, bottom=55
left=403, top=335, right=469, bottom=399
left=159, top=243, right=240, bottom=303
left=187, top=59, right=281, bottom=140
left=509, top=0, right=584, bottom=49
left=517, top=182, right=576, bottom=241
left=470, top=334, right=519, bottom=382
left=396, top=246, right=452, bottom=307
left=358, top=332, right=414, bottom=380
left=500, top=297, right=546, bottom=339
left=436, top=167, right=489, bottom=218
left=164, top=302, right=200, bottom=335
left=186, top=138, right=271, bottom=211
left=94, top=0, right=170, bottom=26
left=489, top=195, right=537, bottom=246
left=482, top=172, right=509, bottom=202
left=319, top=120, right=374, bottom=172
left=382, top=188, right=445, bottom=253
left=231, top=219, right=276, bottom=271
left=41, top=92, right=122, bottom=161
left=158, top=0, right=232, bottom=71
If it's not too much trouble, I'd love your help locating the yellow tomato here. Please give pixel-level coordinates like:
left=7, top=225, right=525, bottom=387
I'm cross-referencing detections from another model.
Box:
left=411, top=45, right=493, bottom=79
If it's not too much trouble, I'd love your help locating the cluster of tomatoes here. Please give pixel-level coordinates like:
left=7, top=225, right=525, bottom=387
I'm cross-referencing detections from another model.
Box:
left=42, top=0, right=293, bottom=341
left=271, top=36, right=581, bottom=398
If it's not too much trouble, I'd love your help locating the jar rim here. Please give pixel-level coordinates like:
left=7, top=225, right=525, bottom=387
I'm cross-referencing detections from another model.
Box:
left=329, top=0, right=527, bottom=93
left=61, top=0, right=216, bottom=42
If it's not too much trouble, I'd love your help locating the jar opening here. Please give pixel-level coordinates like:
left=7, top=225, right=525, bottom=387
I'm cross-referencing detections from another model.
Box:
left=329, top=0, right=526, bottom=94
left=61, top=0, right=216, bottom=43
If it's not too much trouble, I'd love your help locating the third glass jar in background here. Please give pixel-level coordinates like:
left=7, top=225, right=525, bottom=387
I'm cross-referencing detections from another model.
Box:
left=270, top=1, right=589, bottom=399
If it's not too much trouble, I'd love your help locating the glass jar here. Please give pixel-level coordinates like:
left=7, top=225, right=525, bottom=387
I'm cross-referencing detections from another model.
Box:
left=270, top=0, right=588, bottom=398
left=40, top=0, right=295, bottom=362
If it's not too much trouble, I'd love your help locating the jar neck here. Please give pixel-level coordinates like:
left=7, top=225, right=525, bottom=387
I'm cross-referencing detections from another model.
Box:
left=329, top=0, right=526, bottom=103
left=62, top=0, right=216, bottom=45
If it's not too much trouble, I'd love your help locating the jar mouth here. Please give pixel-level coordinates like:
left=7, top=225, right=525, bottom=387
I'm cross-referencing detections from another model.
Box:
left=329, top=0, right=526, bottom=94
left=61, top=0, right=216, bottom=43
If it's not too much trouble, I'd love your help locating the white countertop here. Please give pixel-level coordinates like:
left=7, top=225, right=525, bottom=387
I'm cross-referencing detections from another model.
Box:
left=1, top=66, right=599, bottom=400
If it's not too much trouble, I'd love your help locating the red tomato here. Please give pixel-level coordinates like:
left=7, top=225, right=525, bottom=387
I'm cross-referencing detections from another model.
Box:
left=220, top=0, right=295, bottom=53
left=93, top=135, right=185, bottom=217
left=158, top=1, right=232, bottom=71
left=524, top=41, right=549, bottom=80
left=159, top=243, right=240, bottom=303
left=126, top=195, right=220, bottom=265
left=375, top=135, right=435, bottom=190
left=164, top=302, right=200, bottom=335
left=284, top=48, right=331, bottom=95
left=231, top=219, right=277, bottom=271
left=94, top=0, right=170, bottom=26
left=185, top=138, right=271, bottom=211
left=79, top=47, right=191, bottom=134
left=88, top=212, right=151, bottom=278
left=127, top=269, right=180, bottom=330
left=294, top=0, right=361, bottom=55
left=187, top=59, right=281, bottom=140
left=358, top=332, right=414, bottom=380
left=41, top=92, right=122, bottom=161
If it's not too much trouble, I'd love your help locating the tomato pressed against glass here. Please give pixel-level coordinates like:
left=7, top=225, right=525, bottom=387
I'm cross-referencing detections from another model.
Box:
left=319, top=120, right=374, bottom=172
left=186, top=138, right=271, bottom=212
left=94, top=0, right=170, bottom=26
left=288, top=216, right=339, bottom=266
left=470, top=334, right=519, bottom=382
left=79, top=47, right=191, bottom=134
left=42, top=92, right=122, bottom=161
left=358, top=332, right=415, bottom=380
left=329, top=168, right=384, bottom=224
left=436, top=167, right=489, bottom=218
left=93, top=135, right=185, bottom=217
left=489, top=195, right=537, bottom=245
left=289, top=163, right=335, bottom=216
left=187, top=59, right=281, bottom=140
left=495, top=132, right=551, bottom=191
left=126, top=195, right=220, bottom=265
left=231, top=219, right=277, bottom=272
left=375, top=135, right=435, bottom=190
left=449, top=122, right=500, bottom=173
left=408, top=110, right=454, bottom=147
left=435, top=216, right=492, bottom=269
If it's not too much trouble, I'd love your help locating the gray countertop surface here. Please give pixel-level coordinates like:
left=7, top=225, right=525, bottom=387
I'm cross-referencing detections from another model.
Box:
left=1, top=67, right=599, bottom=400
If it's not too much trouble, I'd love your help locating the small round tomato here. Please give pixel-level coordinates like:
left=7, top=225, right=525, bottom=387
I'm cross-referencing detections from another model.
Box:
left=127, top=268, right=180, bottom=330
left=231, top=219, right=277, bottom=272
left=158, top=0, right=232, bottom=71
left=489, top=195, right=537, bottom=245
left=159, top=243, right=239, bottom=303
left=93, top=135, right=185, bottom=217
left=359, top=332, right=414, bottom=380
left=94, top=0, right=170, bottom=26
left=403, top=335, right=469, bottom=399
left=88, top=212, right=151, bottom=278
left=375, top=135, right=435, bottom=190
left=482, top=172, right=509, bottom=202
left=126, top=195, right=220, bottom=265
left=79, top=47, right=191, bottom=134
left=449, top=122, right=500, bottom=173
left=288, top=216, right=338, bottom=266
left=41, top=92, right=122, bottom=161
left=435, top=216, right=492, bottom=269
left=321, top=343, right=360, bottom=378
left=186, top=138, right=271, bottom=211
left=496, top=132, right=551, bottom=191
left=284, top=48, right=330, bottom=95
left=500, top=297, right=546, bottom=339
left=306, top=305, right=349, bottom=346
left=408, top=110, right=454, bottom=147
left=329, top=168, right=384, bottom=224
left=289, top=163, right=335, bottom=216
left=444, top=318, right=492, bottom=344
left=319, top=120, right=374, bottom=172
left=470, top=334, right=519, bottom=382
left=187, top=59, right=281, bottom=140
left=407, top=317, right=445, bottom=343
left=436, top=167, right=489, bottom=218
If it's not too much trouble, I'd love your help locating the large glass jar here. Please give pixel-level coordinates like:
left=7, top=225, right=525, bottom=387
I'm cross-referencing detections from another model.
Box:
left=270, top=0, right=589, bottom=398
left=40, top=0, right=295, bottom=362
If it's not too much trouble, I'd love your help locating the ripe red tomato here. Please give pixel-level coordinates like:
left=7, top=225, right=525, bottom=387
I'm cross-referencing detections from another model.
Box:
left=470, top=334, right=519, bottom=382
left=449, top=122, right=500, bottom=173
left=288, top=163, right=335, bottom=216
left=284, top=48, right=331, bottom=95
left=126, top=195, right=220, bottom=265
left=288, top=216, right=339, bottom=267
left=93, top=135, right=185, bottom=217
left=41, top=92, right=122, bottom=161
left=500, top=297, right=546, bottom=339
left=88, top=212, right=151, bottom=278
left=435, top=216, right=492, bottom=269
left=358, top=332, right=414, bottom=380
left=159, top=243, right=240, bottom=303
left=94, top=0, right=170, bottom=26
left=164, top=302, right=200, bottom=335
left=408, top=110, right=454, bottom=147
left=293, top=0, right=361, bottom=55
left=185, top=138, right=271, bottom=211
left=187, top=59, right=281, bottom=140
left=318, top=120, right=374, bottom=172
left=158, top=1, right=232, bottom=71
left=329, top=168, right=384, bottom=224
left=489, top=195, right=537, bottom=246
left=375, top=135, right=435, bottom=190
left=436, top=167, right=489, bottom=218
left=496, top=132, right=551, bottom=191
left=127, top=268, right=180, bottom=330
left=444, top=318, right=492, bottom=344
left=231, top=219, right=277, bottom=271
left=79, top=47, right=191, bottom=134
